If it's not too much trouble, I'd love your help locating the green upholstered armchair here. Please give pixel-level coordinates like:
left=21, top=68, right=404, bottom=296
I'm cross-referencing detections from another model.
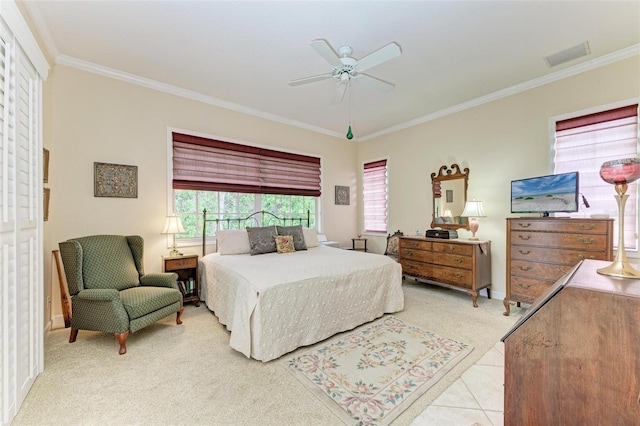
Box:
left=58, top=235, right=184, bottom=355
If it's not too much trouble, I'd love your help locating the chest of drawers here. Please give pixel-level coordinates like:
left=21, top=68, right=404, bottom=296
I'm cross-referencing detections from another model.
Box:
left=398, top=236, right=492, bottom=307
left=504, top=217, right=613, bottom=315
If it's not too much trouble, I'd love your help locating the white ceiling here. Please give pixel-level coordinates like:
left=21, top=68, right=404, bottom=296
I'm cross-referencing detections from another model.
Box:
left=23, top=1, right=640, bottom=140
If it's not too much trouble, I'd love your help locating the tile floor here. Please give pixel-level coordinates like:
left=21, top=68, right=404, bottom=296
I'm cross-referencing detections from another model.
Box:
left=411, top=341, right=506, bottom=426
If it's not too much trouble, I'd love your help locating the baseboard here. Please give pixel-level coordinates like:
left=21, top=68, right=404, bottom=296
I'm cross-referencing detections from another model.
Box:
left=51, top=314, right=67, bottom=330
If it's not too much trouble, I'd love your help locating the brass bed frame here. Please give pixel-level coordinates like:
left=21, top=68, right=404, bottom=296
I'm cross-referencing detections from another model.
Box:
left=201, top=209, right=310, bottom=255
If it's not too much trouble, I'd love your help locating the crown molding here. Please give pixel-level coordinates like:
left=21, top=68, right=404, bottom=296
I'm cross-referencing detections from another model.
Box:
left=55, top=55, right=343, bottom=140
left=360, top=44, right=640, bottom=141
left=56, top=43, right=639, bottom=143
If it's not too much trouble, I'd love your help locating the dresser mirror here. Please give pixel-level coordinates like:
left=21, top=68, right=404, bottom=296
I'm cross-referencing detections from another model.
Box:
left=431, top=164, right=469, bottom=231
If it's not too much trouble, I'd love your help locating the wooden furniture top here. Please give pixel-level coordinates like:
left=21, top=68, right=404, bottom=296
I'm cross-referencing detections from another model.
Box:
left=401, top=236, right=490, bottom=245
left=568, top=259, right=640, bottom=298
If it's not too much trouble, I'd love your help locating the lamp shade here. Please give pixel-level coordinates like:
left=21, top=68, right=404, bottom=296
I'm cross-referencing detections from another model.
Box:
left=161, top=215, right=185, bottom=234
left=460, top=200, right=486, bottom=218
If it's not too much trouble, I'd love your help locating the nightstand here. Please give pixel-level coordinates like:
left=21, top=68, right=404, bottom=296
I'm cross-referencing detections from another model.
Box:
left=163, top=254, right=200, bottom=307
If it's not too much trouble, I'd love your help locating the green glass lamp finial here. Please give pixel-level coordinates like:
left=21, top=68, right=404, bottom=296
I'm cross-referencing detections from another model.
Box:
left=346, top=125, right=353, bottom=140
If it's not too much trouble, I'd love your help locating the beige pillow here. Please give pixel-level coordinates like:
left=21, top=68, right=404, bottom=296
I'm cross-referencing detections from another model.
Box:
left=302, top=227, right=320, bottom=248
left=275, top=235, right=296, bottom=254
left=216, top=229, right=251, bottom=255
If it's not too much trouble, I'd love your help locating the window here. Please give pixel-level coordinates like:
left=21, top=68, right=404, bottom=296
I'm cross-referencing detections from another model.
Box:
left=363, top=159, right=388, bottom=233
left=170, top=132, right=320, bottom=242
left=175, top=190, right=316, bottom=241
left=554, top=104, right=639, bottom=250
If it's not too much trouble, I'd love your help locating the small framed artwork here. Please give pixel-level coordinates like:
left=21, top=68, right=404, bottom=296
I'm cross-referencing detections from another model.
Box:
left=94, top=162, right=138, bottom=198
left=446, top=189, right=453, bottom=203
left=44, top=188, right=50, bottom=221
left=43, top=148, right=49, bottom=183
left=335, top=185, right=350, bottom=205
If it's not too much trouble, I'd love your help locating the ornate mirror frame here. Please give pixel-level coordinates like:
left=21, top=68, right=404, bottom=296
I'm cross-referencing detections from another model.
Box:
left=430, top=164, right=470, bottom=231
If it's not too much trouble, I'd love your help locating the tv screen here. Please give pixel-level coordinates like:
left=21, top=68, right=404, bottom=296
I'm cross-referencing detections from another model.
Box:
left=511, top=171, right=579, bottom=216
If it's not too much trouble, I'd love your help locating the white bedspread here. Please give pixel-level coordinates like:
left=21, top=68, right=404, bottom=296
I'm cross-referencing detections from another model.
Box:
left=199, top=245, right=404, bottom=361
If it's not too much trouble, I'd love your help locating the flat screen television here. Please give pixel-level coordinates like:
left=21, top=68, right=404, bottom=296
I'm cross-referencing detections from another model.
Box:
left=511, top=171, right=579, bottom=217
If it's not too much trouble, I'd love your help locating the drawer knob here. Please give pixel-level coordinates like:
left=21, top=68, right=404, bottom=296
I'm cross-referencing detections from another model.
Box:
left=578, top=237, right=595, bottom=244
left=518, top=250, right=531, bottom=255
left=518, top=223, right=531, bottom=228
left=518, top=282, right=531, bottom=289
left=518, top=266, right=532, bottom=271
left=455, top=257, right=463, bottom=263
left=579, top=224, right=595, bottom=230
left=454, top=272, right=463, bottom=278
left=577, top=254, right=596, bottom=260
left=518, top=235, right=531, bottom=240
left=407, top=250, right=413, bottom=256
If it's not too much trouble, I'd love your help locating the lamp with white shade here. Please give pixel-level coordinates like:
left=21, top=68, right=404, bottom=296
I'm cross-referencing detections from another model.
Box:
left=161, top=215, right=185, bottom=257
left=460, top=200, right=486, bottom=240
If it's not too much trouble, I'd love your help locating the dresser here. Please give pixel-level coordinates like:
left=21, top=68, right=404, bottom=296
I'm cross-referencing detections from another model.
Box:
left=502, top=259, right=640, bottom=424
left=398, top=236, right=491, bottom=307
left=504, top=217, right=613, bottom=315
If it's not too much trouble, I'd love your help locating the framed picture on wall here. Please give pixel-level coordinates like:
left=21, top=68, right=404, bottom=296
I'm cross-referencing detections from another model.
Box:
left=94, top=162, right=138, bottom=198
left=446, top=189, right=453, bottom=203
left=44, top=188, right=50, bottom=221
left=335, top=185, right=350, bottom=205
left=43, top=148, right=49, bottom=183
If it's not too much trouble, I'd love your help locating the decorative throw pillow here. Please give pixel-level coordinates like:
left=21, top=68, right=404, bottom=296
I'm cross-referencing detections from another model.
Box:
left=215, top=229, right=251, bottom=255
left=274, top=235, right=296, bottom=254
left=302, top=227, right=320, bottom=248
left=276, top=225, right=307, bottom=251
left=246, top=225, right=278, bottom=255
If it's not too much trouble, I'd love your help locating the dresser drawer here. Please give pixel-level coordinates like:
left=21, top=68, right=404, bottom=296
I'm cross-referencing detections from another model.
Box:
left=510, top=246, right=608, bottom=265
left=510, top=219, right=610, bottom=234
left=433, top=252, right=473, bottom=270
left=431, top=265, right=472, bottom=288
left=509, top=276, right=553, bottom=303
left=510, top=259, right=575, bottom=282
left=401, top=260, right=431, bottom=277
left=399, top=247, right=432, bottom=263
left=510, top=232, right=608, bottom=251
left=400, top=238, right=432, bottom=251
left=432, top=242, right=473, bottom=256
left=164, top=256, right=198, bottom=271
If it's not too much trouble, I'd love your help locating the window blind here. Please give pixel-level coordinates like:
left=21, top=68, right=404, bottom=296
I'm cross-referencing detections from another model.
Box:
left=554, top=104, right=639, bottom=250
left=363, top=159, right=388, bottom=233
left=172, top=132, right=321, bottom=196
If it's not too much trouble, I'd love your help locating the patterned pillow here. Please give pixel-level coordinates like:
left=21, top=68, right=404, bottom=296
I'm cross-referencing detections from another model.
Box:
left=274, top=235, right=296, bottom=254
left=246, top=225, right=278, bottom=255
left=277, top=225, right=307, bottom=251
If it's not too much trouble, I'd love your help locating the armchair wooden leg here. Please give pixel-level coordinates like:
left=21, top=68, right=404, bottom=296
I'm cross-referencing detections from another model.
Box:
left=69, top=328, right=78, bottom=343
left=115, top=331, right=129, bottom=355
left=176, top=307, right=184, bottom=325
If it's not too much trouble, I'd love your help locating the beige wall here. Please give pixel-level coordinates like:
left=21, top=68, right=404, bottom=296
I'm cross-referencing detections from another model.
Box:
left=44, top=65, right=357, bottom=327
left=42, top=53, right=640, bottom=326
left=359, top=55, right=640, bottom=298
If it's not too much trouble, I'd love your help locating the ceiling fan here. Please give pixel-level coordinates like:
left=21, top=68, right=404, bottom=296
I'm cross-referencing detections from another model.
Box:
left=288, top=39, right=402, bottom=103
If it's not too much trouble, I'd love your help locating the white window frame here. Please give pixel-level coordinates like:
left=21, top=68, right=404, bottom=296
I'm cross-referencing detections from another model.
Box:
left=165, top=128, right=323, bottom=249
left=549, top=98, right=640, bottom=255
left=362, top=157, right=389, bottom=235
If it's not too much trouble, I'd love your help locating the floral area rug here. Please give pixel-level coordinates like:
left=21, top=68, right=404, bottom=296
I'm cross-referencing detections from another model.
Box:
left=283, top=316, right=473, bottom=426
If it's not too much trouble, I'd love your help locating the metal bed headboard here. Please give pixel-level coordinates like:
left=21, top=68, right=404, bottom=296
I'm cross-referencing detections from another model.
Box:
left=202, top=209, right=311, bottom=255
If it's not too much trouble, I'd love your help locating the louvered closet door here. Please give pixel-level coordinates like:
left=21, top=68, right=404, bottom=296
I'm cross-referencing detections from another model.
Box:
left=0, top=19, right=43, bottom=424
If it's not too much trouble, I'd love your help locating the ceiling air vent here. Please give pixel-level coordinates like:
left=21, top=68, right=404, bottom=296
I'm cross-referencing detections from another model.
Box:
left=544, top=42, right=591, bottom=68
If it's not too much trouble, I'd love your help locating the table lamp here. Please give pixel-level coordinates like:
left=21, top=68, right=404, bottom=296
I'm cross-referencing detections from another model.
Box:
left=162, top=215, right=185, bottom=257
left=461, top=200, right=486, bottom=240
left=597, top=157, right=640, bottom=279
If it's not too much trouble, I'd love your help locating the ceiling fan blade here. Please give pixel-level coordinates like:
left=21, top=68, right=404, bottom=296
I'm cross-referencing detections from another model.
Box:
left=288, top=73, right=332, bottom=86
left=330, top=82, right=348, bottom=105
left=310, top=39, right=342, bottom=67
left=358, top=73, right=396, bottom=92
left=355, top=42, right=402, bottom=72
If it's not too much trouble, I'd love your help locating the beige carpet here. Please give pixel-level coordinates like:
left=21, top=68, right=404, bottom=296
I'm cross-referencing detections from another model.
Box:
left=12, top=281, right=522, bottom=425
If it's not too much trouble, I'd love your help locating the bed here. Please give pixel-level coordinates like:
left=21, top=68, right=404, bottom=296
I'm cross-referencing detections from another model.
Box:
left=198, top=211, right=404, bottom=362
